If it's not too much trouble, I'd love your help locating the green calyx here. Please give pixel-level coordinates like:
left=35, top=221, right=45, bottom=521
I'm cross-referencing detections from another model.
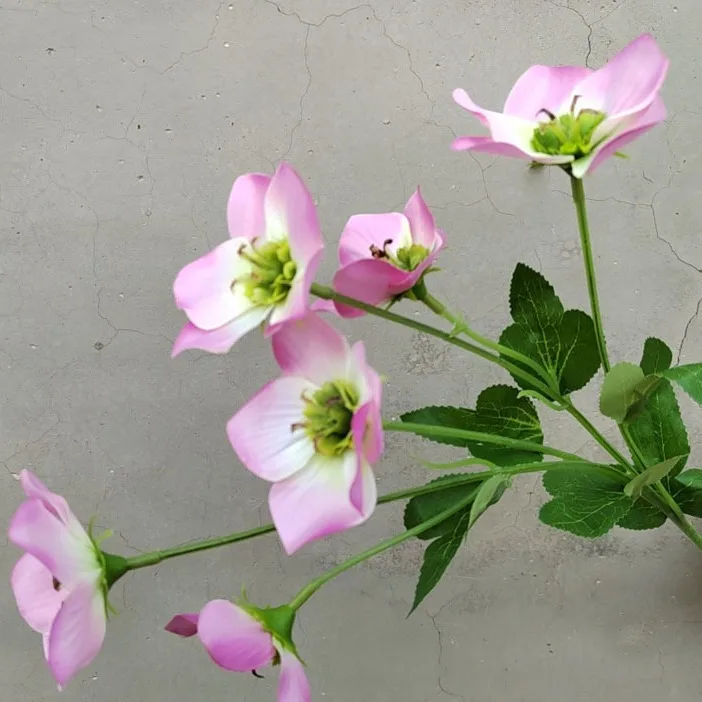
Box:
left=370, top=240, right=430, bottom=272
left=238, top=239, right=297, bottom=306
left=395, top=244, right=430, bottom=271
left=301, top=380, right=359, bottom=457
left=531, top=107, right=607, bottom=158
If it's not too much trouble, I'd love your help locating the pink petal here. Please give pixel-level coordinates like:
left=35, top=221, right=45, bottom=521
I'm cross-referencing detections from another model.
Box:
left=264, top=163, right=323, bottom=265
left=271, top=311, right=350, bottom=383
left=12, top=554, right=64, bottom=634
left=227, top=376, right=316, bottom=483
left=571, top=96, right=666, bottom=178
left=452, top=89, right=537, bottom=149
left=8, top=500, right=96, bottom=585
left=338, top=213, right=411, bottom=266
left=171, top=305, right=270, bottom=357
left=269, top=452, right=371, bottom=554
left=165, top=613, right=199, bottom=638
left=450, top=135, right=575, bottom=165
left=503, top=65, right=592, bottom=118
left=227, top=173, right=270, bottom=241
left=309, top=298, right=339, bottom=316
left=353, top=357, right=383, bottom=464
left=332, top=258, right=415, bottom=317
left=197, top=600, right=275, bottom=672
left=403, top=188, right=438, bottom=249
left=173, top=238, right=254, bottom=331
left=574, top=34, right=668, bottom=117
left=277, top=649, right=311, bottom=702
left=19, top=471, right=73, bottom=525
left=47, top=582, right=107, bottom=687
left=266, top=249, right=323, bottom=333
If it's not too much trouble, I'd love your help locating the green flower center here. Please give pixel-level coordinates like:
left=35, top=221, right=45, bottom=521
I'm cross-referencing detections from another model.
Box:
left=300, top=380, right=359, bottom=457
left=531, top=97, right=607, bottom=159
left=370, top=240, right=430, bottom=271
left=236, top=239, right=297, bottom=306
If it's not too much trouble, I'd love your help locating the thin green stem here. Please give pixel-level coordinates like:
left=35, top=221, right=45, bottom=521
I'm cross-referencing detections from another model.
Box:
left=384, top=420, right=584, bottom=462
left=122, top=459, right=618, bottom=572
left=288, top=488, right=480, bottom=610
left=570, top=176, right=610, bottom=373
left=413, top=280, right=558, bottom=392
left=310, top=283, right=555, bottom=397
left=123, top=524, right=276, bottom=570
left=561, top=399, right=635, bottom=475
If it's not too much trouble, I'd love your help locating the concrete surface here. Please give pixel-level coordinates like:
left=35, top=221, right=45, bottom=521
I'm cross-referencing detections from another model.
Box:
left=2, top=0, right=702, bottom=700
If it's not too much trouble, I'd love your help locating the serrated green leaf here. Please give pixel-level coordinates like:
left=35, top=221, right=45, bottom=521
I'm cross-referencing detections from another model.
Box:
left=409, top=512, right=469, bottom=614
left=671, top=469, right=702, bottom=518
left=660, top=364, right=702, bottom=407
left=500, top=264, right=600, bottom=395
left=640, top=337, right=672, bottom=375
left=469, top=474, right=509, bottom=528
left=623, top=455, right=686, bottom=498
left=401, top=386, right=544, bottom=466
left=404, top=476, right=478, bottom=540
left=616, top=501, right=667, bottom=530
left=539, top=470, right=633, bottom=537
left=627, top=378, right=689, bottom=476
left=599, top=362, right=645, bottom=422
left=509, top=262, right=564, bottom=328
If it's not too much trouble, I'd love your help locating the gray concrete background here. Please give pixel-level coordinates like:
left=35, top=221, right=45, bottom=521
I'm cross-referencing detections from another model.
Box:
left=2, top=0, right=702, bottom=700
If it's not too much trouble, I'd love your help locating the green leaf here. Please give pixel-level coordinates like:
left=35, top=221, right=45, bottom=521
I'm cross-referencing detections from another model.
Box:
left=671, top=469, right=702, bottom=518
left=599, top=362, right=645, bottom=422
left=404, top=475, right=478, bottom=540
left=500, top=264, right=600, bottom=395
left=539, top=470, right=633, bottom=537
left=469, top=474, right=509, bottom=528
left=400, top=406, right=474, bottom=448
left=661, top=364, right=702, bottom=407
left=623, top=455, right=686, bottom=498
left=401, top=385, right=544, bottom=466
left=616, top=501, right=667, bottom=530
left=409, top=513, right=469, bottom=614
left=509, top=262, right=564, bottom=328
left=640, top=337, right=672, bottom=375
left=627, top=378, right=690, bottom=476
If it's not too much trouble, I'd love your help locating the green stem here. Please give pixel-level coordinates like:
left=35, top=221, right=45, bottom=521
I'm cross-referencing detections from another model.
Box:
left=413, top=280, right=558, bottom=392
left=310, top=283, right=555, bottom=398
left=561, top=399, right=635, bottom=475
left=123, top=524, right=276, bottom=570
left=384, top=420, right=584, bottom=462
left=121, top=459, right=616, bottom=572
left=289, top=489, right=480, bottom=610
left=570, top=176, right=610, bottom=373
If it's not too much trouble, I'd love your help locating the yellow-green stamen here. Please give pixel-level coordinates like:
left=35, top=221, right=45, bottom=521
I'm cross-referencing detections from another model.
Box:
left=370, top=241, right=430, bottom=272
left=300, top=380, right=359, bottom=457
left=237, top=239, right=297, bottom=306
left=531, top=102, right=607, bottom=159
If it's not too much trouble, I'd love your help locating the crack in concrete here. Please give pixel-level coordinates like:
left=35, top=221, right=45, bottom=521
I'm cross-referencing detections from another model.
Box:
left=1, top=417, right=61, bottom=472
left=282, top=24, right=312, bottom=160
left=428, top=612, right=466, bottom=702
left=265, top=1, right=434, bottom=157
left=677, top=296, right=702, bottom=364
left=96, top=288, right=173, bottom=349
left=263, top=0, right=371, bottom=27
left=161, top=1, right=226, bottom=74
left=542, top=0, right=592, bottom=66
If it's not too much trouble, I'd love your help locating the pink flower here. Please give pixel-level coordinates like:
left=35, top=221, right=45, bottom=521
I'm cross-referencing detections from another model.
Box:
left=452, top=34, right=668, bottom=178
left=227, top=313, right=383, bottom=554
left=8, top=471, right=108, bottom=688
left=172, top=163, right=324, bottom=356
left=166, top=600, right=310, bottom=702
left=330, top=189, right=444, bottom=317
